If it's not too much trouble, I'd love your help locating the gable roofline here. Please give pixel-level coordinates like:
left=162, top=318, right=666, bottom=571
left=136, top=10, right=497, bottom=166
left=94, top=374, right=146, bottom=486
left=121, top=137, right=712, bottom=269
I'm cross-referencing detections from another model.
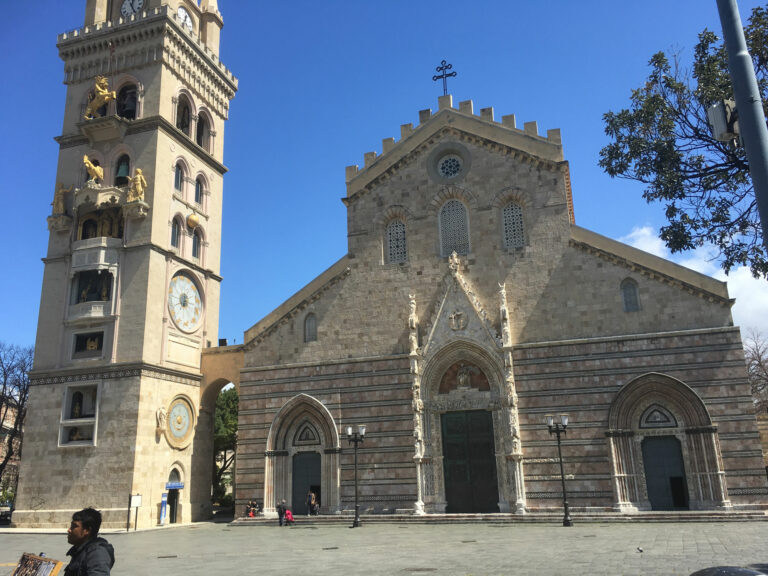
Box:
left=569, top=225, right=731, bottom=303
left=344, top=94, right=564, bottom=204
left=242, top=255, right=351, bottom=349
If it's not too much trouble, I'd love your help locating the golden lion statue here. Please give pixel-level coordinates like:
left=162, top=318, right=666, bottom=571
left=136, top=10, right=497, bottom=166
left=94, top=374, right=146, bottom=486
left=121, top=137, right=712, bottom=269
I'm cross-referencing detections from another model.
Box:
left=83, top=155, right=104, bottom=182
left=84, top=76, right=116, bottom=120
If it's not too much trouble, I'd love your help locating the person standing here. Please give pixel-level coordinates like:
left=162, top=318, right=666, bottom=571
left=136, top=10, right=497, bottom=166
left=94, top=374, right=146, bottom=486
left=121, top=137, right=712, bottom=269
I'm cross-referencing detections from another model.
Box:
left=305, top=491, right=314, bottom=517
left=64, top=508, right=115, bottom=576
left=277, top=499, right=286, bottom=527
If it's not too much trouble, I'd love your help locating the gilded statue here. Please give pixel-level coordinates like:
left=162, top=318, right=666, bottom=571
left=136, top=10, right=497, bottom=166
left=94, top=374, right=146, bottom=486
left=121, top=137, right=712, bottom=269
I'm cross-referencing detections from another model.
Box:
left=128, top=168, right=147, bottom=201
left=83, top=155, right=104, bottom=182
left=52, top=183, right=72, bottom=214
left=84, top=76, right=116, bottom=120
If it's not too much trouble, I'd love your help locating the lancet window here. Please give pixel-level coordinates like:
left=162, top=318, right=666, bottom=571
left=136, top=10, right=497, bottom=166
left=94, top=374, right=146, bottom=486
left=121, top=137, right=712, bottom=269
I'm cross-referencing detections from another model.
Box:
left=386, top=219, right=407, bottom=264
left=502, top=201, right=525, bottom=249
left=439, top=199, right=470, bottom=256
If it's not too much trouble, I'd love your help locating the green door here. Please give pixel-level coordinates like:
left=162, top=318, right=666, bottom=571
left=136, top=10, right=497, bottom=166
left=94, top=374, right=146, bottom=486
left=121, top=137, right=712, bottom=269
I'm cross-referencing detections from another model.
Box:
left=641, top=436, right=689, bottom=510
left=292, top=452, right=321, bottom=515
left=441, top=410, right=499, bottom=513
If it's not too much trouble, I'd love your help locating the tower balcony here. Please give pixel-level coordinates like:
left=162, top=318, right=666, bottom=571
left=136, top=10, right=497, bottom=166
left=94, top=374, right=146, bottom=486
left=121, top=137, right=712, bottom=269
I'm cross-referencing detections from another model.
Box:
left=67, top=300, right=113, bottom=325
left=74, top=181, right=149, bottom=222
left=71, top=237, right=121, bottom=271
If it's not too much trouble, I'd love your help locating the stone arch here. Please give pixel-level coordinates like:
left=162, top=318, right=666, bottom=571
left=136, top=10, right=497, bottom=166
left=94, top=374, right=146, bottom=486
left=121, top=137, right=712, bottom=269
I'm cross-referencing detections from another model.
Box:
left=263, top=394, right=341, bottom=515
left=418, top=340, right=523, bottom=513
left=606, top=372, right=730, bottom=512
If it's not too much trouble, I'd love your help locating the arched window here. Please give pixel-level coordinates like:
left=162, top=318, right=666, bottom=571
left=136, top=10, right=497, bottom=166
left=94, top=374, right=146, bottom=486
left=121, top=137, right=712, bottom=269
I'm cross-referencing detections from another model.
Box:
left=174, top=164, right=185, bottom=194
left=386, top=219, right=407, bottom=264
left=81, top=218, right=98, bottom=240
left=439, top=199, right=470, bottom=256
left=114, top=154, right=130, bottom=187
left=304, top=313, right=317, bottom=343
left=176, top=97, right=191, bottom=135
left=192, top=229, right=201, bottom=259
left=171, top=219, right=181, bottom=249
left=196, top=114, right=209, bottom=150
left=194, top=178, right=203, bottom=205
left=502, top=201, right=525, bottom=249
left=621, top=278, right=640, bottom=312
left=116, top=84, right=137, bottom=119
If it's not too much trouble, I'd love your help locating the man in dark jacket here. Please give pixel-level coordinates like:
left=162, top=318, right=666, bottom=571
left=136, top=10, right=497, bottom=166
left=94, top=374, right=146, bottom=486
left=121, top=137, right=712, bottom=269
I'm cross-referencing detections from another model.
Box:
left=65, top=507, right=115, bottom=576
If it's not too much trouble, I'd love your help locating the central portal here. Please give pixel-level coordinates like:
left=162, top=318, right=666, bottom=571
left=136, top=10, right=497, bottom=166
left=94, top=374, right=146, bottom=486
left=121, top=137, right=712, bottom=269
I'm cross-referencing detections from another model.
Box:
left=292, top=452, right=321, bottom=515
left=441, top=410, right=499, bottom=513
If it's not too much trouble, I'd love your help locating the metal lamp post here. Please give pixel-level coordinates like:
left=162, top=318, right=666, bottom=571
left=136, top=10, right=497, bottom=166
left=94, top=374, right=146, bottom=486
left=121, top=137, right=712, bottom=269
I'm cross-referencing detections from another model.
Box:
left=546, top=414, right=574, bottom=527
left=346, top=424, right=366, bottom=528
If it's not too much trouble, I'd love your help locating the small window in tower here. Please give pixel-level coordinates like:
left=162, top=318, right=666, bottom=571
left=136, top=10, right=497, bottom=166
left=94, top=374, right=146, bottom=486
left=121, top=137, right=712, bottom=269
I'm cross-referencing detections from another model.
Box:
left=192, top=229, right=201, bottom=259
left=176, top=97, right=191, bottom=135
left=60, top=383, right=99, bottom=447
left=196, top=115, right=209, bottom=150
left=116, top=84, right=137, bottom=119
left=174, top=164, right=184, bottom=194
left=195, top=178, right=203, bottom=204
left=386, top=219, right=407, bottom=264
left=171, top=219, right=181, bottom=249
left=73, top=332, right=103, bottom=359
left=304, top=313, right=317, bottom=343
left=439, top=199, right=470, bottom=257
left=73, top=270, right=113, bottom=304
left=115, top=154, right=130, bottom=187
left=502, top=201, right=525, bottom=249
left=621, top=278, right=641, bottom=312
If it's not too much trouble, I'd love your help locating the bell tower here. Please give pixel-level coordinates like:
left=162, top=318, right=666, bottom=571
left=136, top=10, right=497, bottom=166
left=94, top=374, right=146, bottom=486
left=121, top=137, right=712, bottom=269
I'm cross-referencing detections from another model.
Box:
left=13, top=0, right=237, bottom=527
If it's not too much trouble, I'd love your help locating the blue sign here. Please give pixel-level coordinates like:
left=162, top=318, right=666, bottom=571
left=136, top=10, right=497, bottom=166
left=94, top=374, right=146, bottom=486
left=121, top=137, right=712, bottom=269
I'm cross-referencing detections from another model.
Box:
left=165, top=482, right=184, bottom=490
left=160, top=492, right=168, bottom=525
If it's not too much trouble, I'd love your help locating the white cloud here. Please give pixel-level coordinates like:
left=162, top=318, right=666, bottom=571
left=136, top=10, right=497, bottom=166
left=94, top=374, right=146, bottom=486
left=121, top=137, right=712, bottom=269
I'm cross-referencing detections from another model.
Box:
left=617, top=225, right=768, bottom=338
left=618, top=226, right=668, bottom=258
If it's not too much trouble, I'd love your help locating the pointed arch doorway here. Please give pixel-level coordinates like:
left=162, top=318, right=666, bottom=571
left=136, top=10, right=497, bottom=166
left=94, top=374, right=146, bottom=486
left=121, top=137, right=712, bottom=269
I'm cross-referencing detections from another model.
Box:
left=264, top=394, right=341, bottom=515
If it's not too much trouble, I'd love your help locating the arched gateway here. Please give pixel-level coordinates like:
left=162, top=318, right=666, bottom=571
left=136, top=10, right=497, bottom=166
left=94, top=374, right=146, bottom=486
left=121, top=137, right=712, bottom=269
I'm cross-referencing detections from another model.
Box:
left=264, top=394, right=341, bottom=515
left=417, top=340, right=525, bottom=514
left=606, top=373, right=731, bottom=511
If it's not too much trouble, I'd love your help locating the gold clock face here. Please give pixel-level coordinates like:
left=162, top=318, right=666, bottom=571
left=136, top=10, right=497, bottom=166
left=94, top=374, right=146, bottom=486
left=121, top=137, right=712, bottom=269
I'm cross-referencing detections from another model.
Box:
left=166, top=396, right=195, bottom=449
left=168, top=273, right=203, bottom=333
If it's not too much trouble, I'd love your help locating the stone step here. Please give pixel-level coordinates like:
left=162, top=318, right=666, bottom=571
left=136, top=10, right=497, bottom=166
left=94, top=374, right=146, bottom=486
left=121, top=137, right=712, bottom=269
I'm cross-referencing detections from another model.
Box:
left=231, top=510, right=768, bottom=526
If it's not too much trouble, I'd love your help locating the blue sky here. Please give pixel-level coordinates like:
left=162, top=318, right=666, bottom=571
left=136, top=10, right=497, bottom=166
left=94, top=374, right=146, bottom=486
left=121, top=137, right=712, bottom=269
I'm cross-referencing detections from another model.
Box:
left=2, top=0, right=768, bottom=348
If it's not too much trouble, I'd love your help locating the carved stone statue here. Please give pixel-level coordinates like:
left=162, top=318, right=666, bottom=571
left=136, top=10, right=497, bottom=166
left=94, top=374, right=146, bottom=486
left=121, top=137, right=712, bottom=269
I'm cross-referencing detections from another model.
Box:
left=84, top=76, right=116, bottom=120
left=128, top=168, right=147, bottom=202
left=448, top=251, right=461, bottom=275
left=52, top=183, right=72, bottom=214
left=499, top=282, right=511, bottom=346
left=408, top=293, right=419, bottom=354
left=457, top=364, right=471, bottom=388
left=83, top=156, right=103, bottom=182
left=156, top=407, right=167, bottom=431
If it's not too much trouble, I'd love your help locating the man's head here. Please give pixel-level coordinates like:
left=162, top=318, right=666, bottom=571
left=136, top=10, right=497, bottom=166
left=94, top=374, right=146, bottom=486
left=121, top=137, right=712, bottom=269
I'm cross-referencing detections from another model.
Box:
left=68, top=508, right=102, bottom=547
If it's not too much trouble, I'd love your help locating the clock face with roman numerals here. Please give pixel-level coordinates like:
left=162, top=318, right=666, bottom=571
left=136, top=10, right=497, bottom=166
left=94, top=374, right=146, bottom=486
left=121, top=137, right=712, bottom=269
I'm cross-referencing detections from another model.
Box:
left=168, top=272, right=203, bottom=333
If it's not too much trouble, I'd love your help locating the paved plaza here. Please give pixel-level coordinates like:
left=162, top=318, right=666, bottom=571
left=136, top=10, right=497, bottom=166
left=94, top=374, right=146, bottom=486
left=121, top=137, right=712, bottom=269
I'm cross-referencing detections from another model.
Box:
left=1, top=519, right=767, bottom=576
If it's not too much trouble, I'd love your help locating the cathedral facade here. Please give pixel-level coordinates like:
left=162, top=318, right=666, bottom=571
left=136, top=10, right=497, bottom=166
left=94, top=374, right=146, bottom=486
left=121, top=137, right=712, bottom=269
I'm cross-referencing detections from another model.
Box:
left=13, top=2, right=768, bottom=528
left=232, top=95, right=768, bottom=516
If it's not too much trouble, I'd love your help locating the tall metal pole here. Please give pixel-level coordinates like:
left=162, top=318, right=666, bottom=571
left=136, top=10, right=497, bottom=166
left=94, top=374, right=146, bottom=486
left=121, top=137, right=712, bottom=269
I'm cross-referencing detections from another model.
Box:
left=717, top=0, right=768, bottom=249
left=554, top=428, right=573, bottom=527
left=353, top=436, right=361, bottom=528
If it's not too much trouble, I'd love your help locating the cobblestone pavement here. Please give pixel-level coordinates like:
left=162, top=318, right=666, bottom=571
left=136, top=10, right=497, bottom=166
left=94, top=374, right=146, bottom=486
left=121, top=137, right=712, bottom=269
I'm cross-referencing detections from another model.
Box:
left=1, top=520, right=767, bottom=576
